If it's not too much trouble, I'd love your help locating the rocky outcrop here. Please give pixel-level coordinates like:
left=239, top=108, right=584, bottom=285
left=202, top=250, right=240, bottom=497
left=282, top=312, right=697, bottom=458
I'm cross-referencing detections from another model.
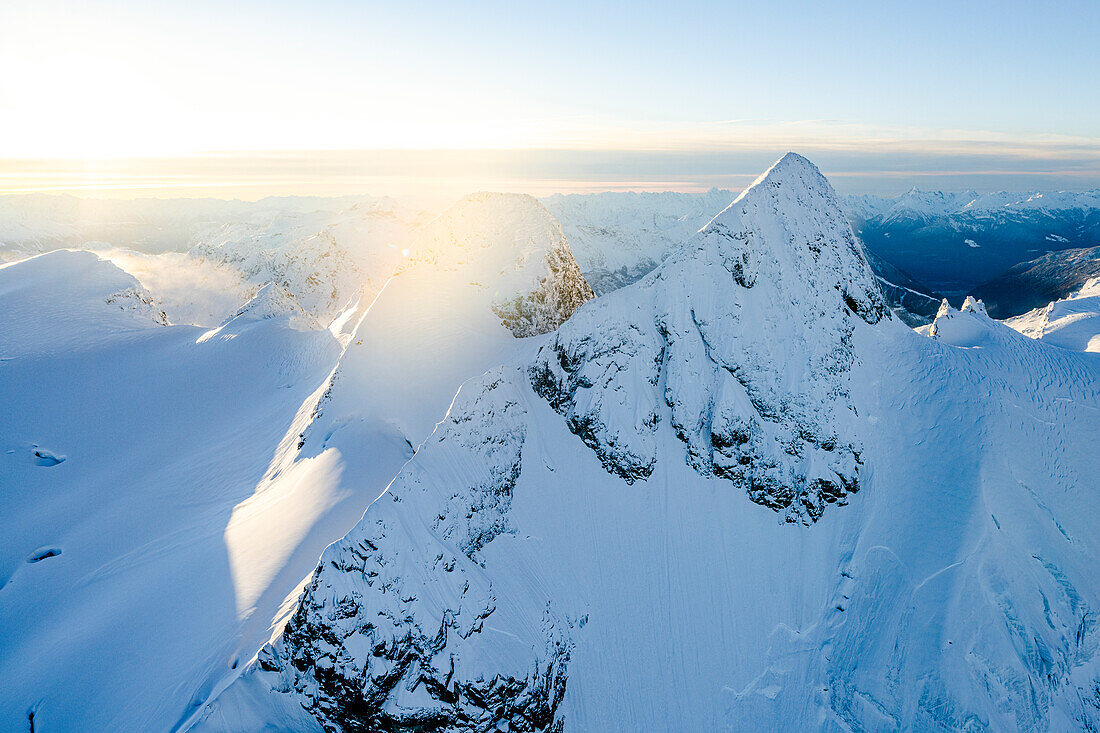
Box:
left=105, top=286, right=169, bottom=326
left=214, top=370, right=572, bottom=732
left=490, top=235, right=593, bottom=338
left=409, top=193, right=593, bottom=338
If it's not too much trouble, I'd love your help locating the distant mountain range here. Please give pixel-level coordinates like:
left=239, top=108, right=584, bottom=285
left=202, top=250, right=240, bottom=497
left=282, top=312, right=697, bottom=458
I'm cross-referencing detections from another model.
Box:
left=972, top=245, right=1100, bottom=318
left=2, top=186, right=1098, bottom=326
left=843, top=189, right=1100, bottom=307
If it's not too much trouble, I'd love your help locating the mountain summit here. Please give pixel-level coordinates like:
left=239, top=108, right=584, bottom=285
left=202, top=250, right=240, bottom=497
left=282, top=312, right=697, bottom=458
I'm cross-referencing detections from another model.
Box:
left=532, top=151, right=887, bottom=521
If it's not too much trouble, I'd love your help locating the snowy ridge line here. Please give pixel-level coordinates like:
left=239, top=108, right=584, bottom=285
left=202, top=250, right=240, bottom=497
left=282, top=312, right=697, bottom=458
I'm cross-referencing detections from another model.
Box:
left=6, top=156, right=1100, bottom=732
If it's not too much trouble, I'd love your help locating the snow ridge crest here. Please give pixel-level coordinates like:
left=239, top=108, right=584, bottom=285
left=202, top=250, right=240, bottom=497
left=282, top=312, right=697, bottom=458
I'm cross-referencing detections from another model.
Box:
left=219, top=281, right=320, bottom=332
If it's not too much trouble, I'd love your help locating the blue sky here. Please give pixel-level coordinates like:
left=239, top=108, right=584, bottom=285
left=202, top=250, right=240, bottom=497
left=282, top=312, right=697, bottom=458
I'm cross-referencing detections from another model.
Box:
left=1, top=0, right=1097, bottom=195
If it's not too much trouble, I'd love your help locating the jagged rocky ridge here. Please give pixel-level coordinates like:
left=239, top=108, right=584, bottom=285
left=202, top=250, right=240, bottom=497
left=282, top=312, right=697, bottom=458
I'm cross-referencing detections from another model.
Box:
left=234, top=371, right=573, bottom=732
left=300, top=192, right=594, bottom=455
left=531, top=154, right=887, bottom=523
left=186, top=195, right=595, bottom=732
left=194, top=153, right=888, bottom=731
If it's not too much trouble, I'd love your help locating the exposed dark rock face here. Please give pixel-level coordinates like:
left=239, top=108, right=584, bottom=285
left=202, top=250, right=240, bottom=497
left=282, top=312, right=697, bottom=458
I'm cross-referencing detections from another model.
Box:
left=409, top=192, right=594, bottom=339
left=529, top=154, right=887, bottom=524
left=231, top=370, right=572, bottom=732
left=106, top=286, right=170, bottom=325
left=491, top=234, right=594, bottom=338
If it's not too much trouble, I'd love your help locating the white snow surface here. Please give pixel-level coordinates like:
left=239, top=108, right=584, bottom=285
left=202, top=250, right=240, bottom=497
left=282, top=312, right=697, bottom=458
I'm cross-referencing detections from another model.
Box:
left=4, top=158, right=1100, bottom=732
left=0, top=251, right=365, bottom=732
left=0, top=250, right=168, bottom=357
left=1007, top=277, right=1100, bottom=353
left=193, top=155, right=1100, bottom=732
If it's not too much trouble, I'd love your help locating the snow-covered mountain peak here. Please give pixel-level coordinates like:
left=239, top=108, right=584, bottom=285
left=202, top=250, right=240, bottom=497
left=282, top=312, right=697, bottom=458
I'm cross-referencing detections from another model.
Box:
left=692, top=151, right=887, bottom=318
left=416, top=192, right=561, bottom=265
left=876, top=188, right=981, bottom=224
left=410, top=191, right=594, bottom=337
left=740, top=150, right=820, bottom=188
left=192, top=154, right=1100, bottom=733
left=531, top=152, right=888, bottom=523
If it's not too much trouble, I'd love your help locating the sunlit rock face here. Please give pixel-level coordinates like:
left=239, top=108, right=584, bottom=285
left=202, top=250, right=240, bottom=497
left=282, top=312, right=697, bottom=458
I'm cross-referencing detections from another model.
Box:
left=530, top=153, right=887, bottom=523
left=408, top=192, right=594, bottom=337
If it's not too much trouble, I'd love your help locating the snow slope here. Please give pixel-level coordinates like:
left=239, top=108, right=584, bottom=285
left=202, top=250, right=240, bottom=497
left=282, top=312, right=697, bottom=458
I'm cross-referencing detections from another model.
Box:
left=0, top=191, right=594, bottom=732
left=1007, top=277, right=1100, bottom=353
left=0, top=249, right=168, bottom=357
left=973, top=245, right=1100, bottom=319
left=0, top=251, right=379, bottom=732
left=195, top=155, right=1100, bottom=731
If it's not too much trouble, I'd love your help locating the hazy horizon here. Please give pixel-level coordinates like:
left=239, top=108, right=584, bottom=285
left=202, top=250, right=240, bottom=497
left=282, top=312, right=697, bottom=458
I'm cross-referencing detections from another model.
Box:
left=4, top=1, right=1098, bottom=200
left=3, top=146, right=1099, bottom=203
